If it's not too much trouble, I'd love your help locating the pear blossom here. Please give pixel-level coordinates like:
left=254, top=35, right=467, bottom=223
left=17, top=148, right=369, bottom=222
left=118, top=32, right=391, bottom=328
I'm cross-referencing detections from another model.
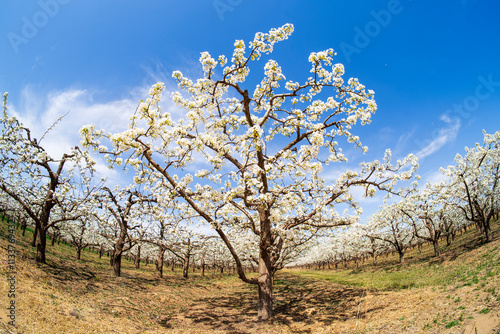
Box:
left=79, top=24, right=418, bottom=320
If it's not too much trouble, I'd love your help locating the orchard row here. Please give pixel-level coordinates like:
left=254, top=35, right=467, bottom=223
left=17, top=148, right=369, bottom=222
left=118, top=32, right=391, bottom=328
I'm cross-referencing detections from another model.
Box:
left=1, top=24, right=497, bottom=319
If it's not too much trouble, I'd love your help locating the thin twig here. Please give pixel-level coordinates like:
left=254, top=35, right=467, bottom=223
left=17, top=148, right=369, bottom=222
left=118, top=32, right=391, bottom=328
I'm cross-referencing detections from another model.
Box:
left=105, top=304, right=142, bottom=312
left=0, top=321, right=16, bottom=334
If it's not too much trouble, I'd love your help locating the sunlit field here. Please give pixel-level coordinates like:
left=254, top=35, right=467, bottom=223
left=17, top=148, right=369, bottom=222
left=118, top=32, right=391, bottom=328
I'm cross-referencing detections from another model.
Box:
left=1, top=216, right=498, bottom=334
left=2, top=4, right=500, bottom=333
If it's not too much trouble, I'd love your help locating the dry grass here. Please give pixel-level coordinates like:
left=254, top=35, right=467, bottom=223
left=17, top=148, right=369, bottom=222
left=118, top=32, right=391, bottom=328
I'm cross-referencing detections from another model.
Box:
left=0, top=220, right=499, bottom=333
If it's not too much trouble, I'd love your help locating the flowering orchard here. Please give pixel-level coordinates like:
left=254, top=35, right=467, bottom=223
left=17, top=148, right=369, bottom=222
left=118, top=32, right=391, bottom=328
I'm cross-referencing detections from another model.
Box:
left=441, top=131, right=500, bottom=243
left=297, top=131, right=500, bottom=269
left=0, top=93, right=98, bottom=264
left=80, top=24, right=418, bottom=320
left=1, top=24, right=498, bottom=322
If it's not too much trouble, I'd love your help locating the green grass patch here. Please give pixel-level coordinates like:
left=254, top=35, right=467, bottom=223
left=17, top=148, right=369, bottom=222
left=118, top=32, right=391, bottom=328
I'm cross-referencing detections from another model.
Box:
left=479, top=307, right=491, bottom=314
left=445, top=319, right=460, bottom=328
left=289, top=259, right=478, bottom=291
left=288, top=218, right=500, bottom=292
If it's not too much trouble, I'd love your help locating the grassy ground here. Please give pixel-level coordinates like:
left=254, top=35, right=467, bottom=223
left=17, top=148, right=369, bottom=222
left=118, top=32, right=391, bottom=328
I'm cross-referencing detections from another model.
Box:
left=0, top=217, right=499, bottom=333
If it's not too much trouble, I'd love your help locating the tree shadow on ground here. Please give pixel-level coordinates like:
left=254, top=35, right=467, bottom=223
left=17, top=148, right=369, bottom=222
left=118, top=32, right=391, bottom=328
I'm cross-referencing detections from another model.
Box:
left=36, top=254, right=163, bottom=296
left=173, top=272, right=384, bottom=334
left=37, top=253, right=223, bottom=303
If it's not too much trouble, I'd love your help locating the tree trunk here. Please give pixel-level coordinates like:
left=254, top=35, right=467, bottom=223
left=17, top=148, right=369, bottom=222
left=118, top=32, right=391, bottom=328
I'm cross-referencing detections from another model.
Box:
left=36, top=227, right=47, bottom=263
left=483, top=220, right=493, bottom=243
left=182, top=256, right=190, bottom=279
left=257, top=253, right=273, bottom=321
left=201, top=258, right=205, bottom=277
left=113, top=253, right=122, bottom=277
left=257, top=210, right=274, bottom=321
left=432, top=239, right=440, bottom=257
left=31, top=224, right=38, bottom=247
left=157, top=260, right=163, bottom=278
left=21, top=220, right=27, bottom=236
left=112, top=238, right=125, bottom=277
left=135, top=245, right=141, bottom=269
left=76, top=247, right=82, bottom=260
left=398, top=251, right=405, bottom=264
left=156, top=247, right=165, bottom=279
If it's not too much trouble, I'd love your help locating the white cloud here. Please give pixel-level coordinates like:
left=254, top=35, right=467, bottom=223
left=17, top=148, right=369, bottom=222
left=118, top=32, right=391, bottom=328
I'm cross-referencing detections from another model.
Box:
left=8, top=78, right=197, bottom=190
left=12, top=87, right=138, bottom=158
left=10, top=88, right=141, bottom=187
left=11, top=81, right=188, bottom=157
left=414, top=114, right=461, bottom=160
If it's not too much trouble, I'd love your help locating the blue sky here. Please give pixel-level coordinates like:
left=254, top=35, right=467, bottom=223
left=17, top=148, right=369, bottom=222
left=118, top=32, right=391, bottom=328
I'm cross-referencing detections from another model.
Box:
left=1, top=0, right=500, bottom=218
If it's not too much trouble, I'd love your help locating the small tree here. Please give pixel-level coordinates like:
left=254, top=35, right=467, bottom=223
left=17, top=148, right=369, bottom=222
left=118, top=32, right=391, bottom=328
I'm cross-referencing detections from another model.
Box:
left=0, top=93, right=97, bottom=263
left=95, top=185, right=155, bottom=276
left=442, top=131, right=500, bottom=243
left=141, top=197, right=192, bottom=278
left=64, top=216, right=99, bottom=260
left=145, top=217, right=171, bottom=279
left=399, top=184, right=446, bottom=257
left=81, top=24, right=418, bottom=320
left=163, top=229, right=198, bottom=279
left=130, top=229, right=149, bottom=270
left=367, top=202, right=416, bottom=264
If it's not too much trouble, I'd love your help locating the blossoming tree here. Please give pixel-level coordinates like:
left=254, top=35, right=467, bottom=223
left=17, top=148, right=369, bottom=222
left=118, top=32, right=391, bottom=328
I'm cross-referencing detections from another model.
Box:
left=61, top=199, right=101, bottom=260
left=0, top=93, right=97, bottom=263
left=398, top=181, right=463, bottom=257
left=95, top=185, right=156, bottom=277
left=441, top=130, right=500, bottom=243
left=366, top=202, right=416, bottom=264
left=81, top=24, right=418, bottom=320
